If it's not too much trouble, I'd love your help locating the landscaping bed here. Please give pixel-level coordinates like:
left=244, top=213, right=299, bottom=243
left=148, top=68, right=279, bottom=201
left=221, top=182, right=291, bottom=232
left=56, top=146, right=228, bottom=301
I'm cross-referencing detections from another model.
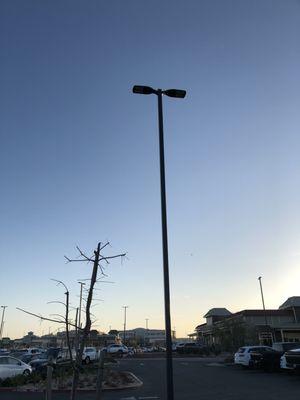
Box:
left=0, top=362, right=142, bottom=392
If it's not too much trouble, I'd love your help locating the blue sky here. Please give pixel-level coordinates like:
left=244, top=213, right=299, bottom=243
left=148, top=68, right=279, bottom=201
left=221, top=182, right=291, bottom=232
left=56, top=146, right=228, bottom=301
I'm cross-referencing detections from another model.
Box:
left=1, top=0, right=300, bottom=339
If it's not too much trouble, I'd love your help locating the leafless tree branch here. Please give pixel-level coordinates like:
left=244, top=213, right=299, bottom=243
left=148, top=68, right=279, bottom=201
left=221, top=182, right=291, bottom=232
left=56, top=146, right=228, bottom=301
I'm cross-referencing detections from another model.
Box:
left=100, top=253, right=126, bottom=261
left=51, top=278, right=69, bottom=293
left=16, top=308, right=82, bottom=330
left=47, top=301, right=66, bottom=307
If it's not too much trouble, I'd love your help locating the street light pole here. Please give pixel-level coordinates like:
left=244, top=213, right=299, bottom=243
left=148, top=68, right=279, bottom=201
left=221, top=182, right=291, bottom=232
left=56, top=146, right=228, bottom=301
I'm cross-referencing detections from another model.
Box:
left=132, top=85, right=186, bottom=400
left=145, top=318, right=149, bottom=346
left=157, top=89, right=174, bottom=400
left=0, top=306, right=7, bottom=340
left=78, top=282, right=85, bottom=329
left=258, top=277, right=268, bottom=326
left=123, top=306, right=128, bottom=345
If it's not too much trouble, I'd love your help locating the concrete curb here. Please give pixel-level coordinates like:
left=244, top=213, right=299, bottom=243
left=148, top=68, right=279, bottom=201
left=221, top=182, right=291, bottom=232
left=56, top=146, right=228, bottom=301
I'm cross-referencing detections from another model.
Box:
left=0, top=372, right=143, bottom=393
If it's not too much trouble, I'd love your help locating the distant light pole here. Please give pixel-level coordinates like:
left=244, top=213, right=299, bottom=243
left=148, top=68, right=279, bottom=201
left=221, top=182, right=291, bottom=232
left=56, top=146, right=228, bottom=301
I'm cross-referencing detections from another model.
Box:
left=123, top=306, right=128, bottom=344
left=145, top=318, right=149, bottom=346
left=258, top=277, right=268, bottom=326
left=0, top=306, right=7, bottom=340
left=133, top=85, right=186, bottom=400
left=78, top=282, right=85, bottom=329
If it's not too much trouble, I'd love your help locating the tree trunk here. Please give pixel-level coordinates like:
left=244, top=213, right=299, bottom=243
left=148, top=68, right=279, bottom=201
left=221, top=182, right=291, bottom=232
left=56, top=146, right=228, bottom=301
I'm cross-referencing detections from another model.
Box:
left=96, top=349, right=106, bottom=399
left=70, top=242, right=101, bottom=400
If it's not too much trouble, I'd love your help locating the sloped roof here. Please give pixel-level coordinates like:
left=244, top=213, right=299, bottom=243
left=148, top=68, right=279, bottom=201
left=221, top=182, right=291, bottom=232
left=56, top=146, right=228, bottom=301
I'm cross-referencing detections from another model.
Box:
left=279, top=297, right=300, bottom=309
left=203, top=308, right=232, bottom=318
left=233, top=309, right=293, bottom=317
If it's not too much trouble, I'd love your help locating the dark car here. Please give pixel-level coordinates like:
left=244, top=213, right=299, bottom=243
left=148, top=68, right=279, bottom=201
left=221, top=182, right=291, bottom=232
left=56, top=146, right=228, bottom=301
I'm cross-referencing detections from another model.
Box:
left=285, top=349, right=300, bottom=370
left=29, top=348, right=61, bottom=373
left=250, top=347, right=281, bottom=371
left=251, top=343, right=300, bottom=372
left=177, top=342, right=209, bottom=355
left=19, top=353, right=36, bottom=364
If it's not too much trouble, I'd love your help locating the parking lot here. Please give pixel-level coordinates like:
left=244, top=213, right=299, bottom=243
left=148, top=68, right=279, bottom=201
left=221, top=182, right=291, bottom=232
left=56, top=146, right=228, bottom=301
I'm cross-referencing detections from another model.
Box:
left=1, top=357, right=300, bottom=400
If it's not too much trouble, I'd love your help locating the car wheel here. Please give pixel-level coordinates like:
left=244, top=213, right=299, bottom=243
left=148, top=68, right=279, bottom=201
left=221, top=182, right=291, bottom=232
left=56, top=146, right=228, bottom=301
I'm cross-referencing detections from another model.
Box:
left=23, top=369, right=31, bottom=376
left=85, top=356, right=90, bottom=365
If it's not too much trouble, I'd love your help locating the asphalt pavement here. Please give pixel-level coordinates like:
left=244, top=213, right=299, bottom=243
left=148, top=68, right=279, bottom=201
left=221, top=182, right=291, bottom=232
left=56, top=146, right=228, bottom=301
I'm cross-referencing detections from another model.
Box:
left=1, top=357, right=300, bottom=400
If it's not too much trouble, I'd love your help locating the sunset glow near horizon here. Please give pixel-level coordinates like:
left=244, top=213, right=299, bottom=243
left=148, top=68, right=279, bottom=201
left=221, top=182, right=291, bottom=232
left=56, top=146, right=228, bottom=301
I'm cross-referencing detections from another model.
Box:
left=1, top=0, right=300, bottom=340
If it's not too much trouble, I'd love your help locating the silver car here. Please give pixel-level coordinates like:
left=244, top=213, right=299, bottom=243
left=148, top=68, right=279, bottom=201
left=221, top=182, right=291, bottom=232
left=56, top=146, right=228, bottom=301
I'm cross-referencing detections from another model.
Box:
left=0, top=356, right=32, bottom=379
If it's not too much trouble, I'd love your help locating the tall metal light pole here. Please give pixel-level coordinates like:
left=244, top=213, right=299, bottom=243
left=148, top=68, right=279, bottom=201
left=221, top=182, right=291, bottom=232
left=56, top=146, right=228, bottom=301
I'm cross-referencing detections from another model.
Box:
left=258, top=276, right=268, bottom=326
left=145, top=318, right=149, bottom=346
left=133, top=85, right=186, bottom=400
left=0, top=306, right=7, bottom=340
left=123, top=306, right=128, bottom=344
left=78, top=282, right=85, bottom=329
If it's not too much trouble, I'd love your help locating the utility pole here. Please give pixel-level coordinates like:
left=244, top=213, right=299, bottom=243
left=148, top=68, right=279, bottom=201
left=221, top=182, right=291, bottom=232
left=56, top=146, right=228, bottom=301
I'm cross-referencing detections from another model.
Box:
left=78, top=282, right=85, bottom=329
left=123, top=306, right=128, bottom=345
left=145, top=318, right=149, bottom=346
left=0, top=306, right=7, bottom=340
left=258, top=277, right=268, bottom=326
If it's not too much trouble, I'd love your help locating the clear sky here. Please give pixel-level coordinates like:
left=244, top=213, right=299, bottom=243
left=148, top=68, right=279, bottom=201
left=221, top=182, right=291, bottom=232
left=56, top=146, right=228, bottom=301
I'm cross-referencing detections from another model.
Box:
left=1, top=0, right=300, bottom=339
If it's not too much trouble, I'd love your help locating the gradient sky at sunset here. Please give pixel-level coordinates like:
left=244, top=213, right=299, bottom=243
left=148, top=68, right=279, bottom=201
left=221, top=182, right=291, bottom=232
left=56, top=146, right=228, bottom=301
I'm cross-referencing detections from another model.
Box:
left=1, top=0, right=300, bottom=339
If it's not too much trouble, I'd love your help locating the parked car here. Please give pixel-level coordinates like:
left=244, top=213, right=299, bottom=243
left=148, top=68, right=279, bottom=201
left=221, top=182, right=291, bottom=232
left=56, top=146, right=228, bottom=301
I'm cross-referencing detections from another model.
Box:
left=177, top=342, right=209, bottom=355
left=140, top=347, right=152, bottom=353
left=106, top=344, right=128, bottom=355
left=82, top=347, right=98, bottom=364
left=0, top=356, right=32, bottom=379
left=249, top=347, right=281, bottom=371
left=283, top=348, right=300, bottom=371
left=29, top=348, right=61, bottom=372
left=250, top=343, right=300, bottom=372
left=175, top=342, right=187, bottom=351
left=24, top=348, right=44, bottom=355
left=234, top=346, right=273, bottom=368
left=280, top=347, right=300, bottom=370
left=18, top=353, right=37, bottom=364
left=9, top=350, right=28, bottom=360
left=127, top=347, right=136, bottom=355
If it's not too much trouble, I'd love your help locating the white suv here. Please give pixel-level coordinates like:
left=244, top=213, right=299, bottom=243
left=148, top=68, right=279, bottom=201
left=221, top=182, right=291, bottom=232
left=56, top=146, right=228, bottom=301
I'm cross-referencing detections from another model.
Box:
left=106, top=344, right=128, bottom=355
left=82, top=347, right=98, bottom=364
left=234, top=346, right=272, bottom=367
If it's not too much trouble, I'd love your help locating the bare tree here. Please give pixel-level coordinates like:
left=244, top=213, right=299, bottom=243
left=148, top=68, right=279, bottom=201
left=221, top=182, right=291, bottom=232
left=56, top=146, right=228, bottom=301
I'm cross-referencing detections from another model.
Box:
left=17, top=241, right=126, bottom=400
left=65, top=242, right=126, bottom=400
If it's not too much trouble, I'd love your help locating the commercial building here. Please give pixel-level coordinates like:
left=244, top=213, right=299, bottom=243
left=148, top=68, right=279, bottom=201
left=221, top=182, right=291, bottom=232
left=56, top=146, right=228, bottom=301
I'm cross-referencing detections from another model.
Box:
left=120, top=327, right=175, bottom=345
left=195, top=297, right=300, bottom=350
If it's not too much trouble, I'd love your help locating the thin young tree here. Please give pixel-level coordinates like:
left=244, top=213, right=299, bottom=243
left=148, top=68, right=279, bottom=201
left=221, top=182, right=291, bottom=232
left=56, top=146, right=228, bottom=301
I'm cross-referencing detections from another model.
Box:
left=17, top=241, right=126, bottom=400
left=65, top=242, right=126, bottom=400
